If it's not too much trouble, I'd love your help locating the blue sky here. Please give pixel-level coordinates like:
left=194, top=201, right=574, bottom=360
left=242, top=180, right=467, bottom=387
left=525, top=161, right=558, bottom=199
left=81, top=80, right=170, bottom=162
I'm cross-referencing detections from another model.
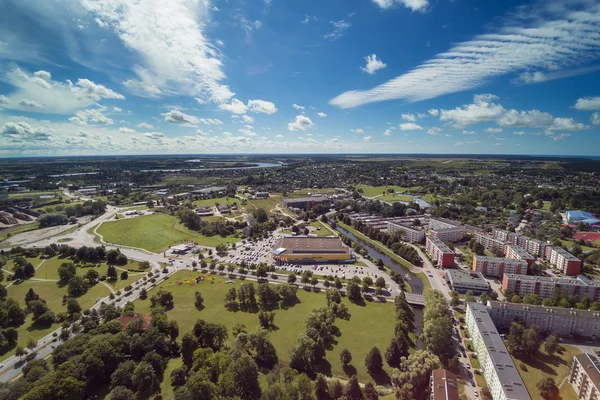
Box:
left=0, top=0, right=599, bottom=156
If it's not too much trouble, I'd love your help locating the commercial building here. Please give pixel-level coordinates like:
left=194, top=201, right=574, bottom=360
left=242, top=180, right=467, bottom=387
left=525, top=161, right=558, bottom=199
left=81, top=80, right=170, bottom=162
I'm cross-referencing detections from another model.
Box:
left=504, top=244, right=535, bottom=266
left=387, top=221, right=425, bottom=243
left=429, top=369, right=459, bottom=400
left=272, top=236, right=353, bottom=264
left=545, top=246, right=581, bottom=275
left=475, top=232, right=506, bottom=255
left=445, top=269, right=489, bottom=294
left=570, top=353, right=600, bottom=400
left=282, top=197, right=330, bottom=209
left=567, top=210, right=600, bottom=225
left=487, top=301, right=600, bottom=337
left=426, top=236, right=455, bottom=267
left=473, top=256, right=528, bottom=278
left=501, top=274, right=600, bottom=301
left=466, top=303, right=531, bottom=400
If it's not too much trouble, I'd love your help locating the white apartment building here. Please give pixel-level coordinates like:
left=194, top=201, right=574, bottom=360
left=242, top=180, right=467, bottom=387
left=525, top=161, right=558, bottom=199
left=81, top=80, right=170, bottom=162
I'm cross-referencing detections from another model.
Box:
left=502, top=274, right=600, bottom=301
left=466, top=303, right=531, bottom=400
left=431, top=226, right=465, bottom=243
left=504, top=244, right=535, bottom=265
left=545, top=246, right=581, bottom=275
left=426, top=236, right=455, bottom=268
left=473, top=256, right=528, bottom=278
left=387, top=221, right=425, bottom=243
left=570, top=353, right=600, bottom=400
left=429, top=217, right=461, bottom=231
left=475, top=232, right=506, bottom=254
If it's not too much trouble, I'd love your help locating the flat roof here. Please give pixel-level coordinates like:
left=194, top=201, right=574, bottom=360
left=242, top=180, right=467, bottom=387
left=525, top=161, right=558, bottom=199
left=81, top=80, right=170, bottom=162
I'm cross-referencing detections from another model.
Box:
left=447, top=269, right=488, bottom=286
left=467, top=303, right=531, bottom=400
left=503, top=273, right=598, bottom=287
left=274, top=236, right=350, bottom=255
left=574, top=353, right=600, bottom=391
left=474, top=256, right=528, bottom=266
left=505, top=244, right=534, bottom=259
left=283, top=197, right=330, bottom=203
left=430, top=217, right=462, bottom=227
left=387, top=221, right=424, bottom=232
left=488, top=300, right=600, bottom=319
left=431, top=369, right=459, bottom=400
left=549, top=246, right=580, bottom=261
left=427, top=236, right=454, bottom=253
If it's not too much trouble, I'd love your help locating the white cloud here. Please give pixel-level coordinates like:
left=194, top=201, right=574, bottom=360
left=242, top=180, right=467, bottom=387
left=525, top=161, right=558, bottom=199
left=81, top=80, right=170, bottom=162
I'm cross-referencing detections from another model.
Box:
left=485, top=127, right=503, bottom=134
left=574, top=96, right=600, bottom=111
left=550, top=133, right=571, bottom=141
left=137, top=122, right=155, bottom=130
left=144, top=132, right=165, bottom=140
left=361, top=54, right=387, bottom=75
left=199, top=118, right=223, bottom=126
left=371, top=0, right=429, bottom=13
left=317, top=112, right=327, bottom=118
left=0, top=95, right=9, bottom=104
left=248, top=99, right=278, bottom=115
left=398, top=122, right=423, bottom=130
left=118, top=127, right=136, bottom=134
left=417, top=113, right=426, bottom=119
left=330, top=2, right=600, bottom=108
left=592, top=112, right=600, bottom=126
left=324, top=20, right=351, bottom=40
left=513, top=131, right=527, bottom=135
left=113, top=107, right=123, bottom=112
left=293, top=104, right=305, bottom=110
left=351, top=128, right=364, bottom=133
left=163, top=110, right=199, bottom=124
left=440, top=94, right=506, bottom=128
left=1, top=121, right=51, bottom=141
left=383, top=129, right=393, bottom=136
left=242, top=115, right=254, bottom=123
left=219, top=99, right=248, bottom=114
left=81, top=0, right=233, bottom=103
left=427, top=127, right=441, bottom=136
left=462, top=130, right=477, bottom=135
left=401, top=113, right=416, bottom=122
left=196, top=129, right=208, bottom=136
left=454, top=140, right=480, bottom=146
left=363, top=136, right=373, bottom=142
left=288, top=115, right=314, bottom=131
left=69, top=108, right=114, bottom=125
left=428, top=109, right=439, bottom=116
left=1, top=68, right=124, bottom=114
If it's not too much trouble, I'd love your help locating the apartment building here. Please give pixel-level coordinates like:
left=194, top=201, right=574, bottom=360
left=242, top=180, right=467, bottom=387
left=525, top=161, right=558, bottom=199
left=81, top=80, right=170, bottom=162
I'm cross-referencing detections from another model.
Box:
left=475, top=232, right=506, bottom=254
left=431, top=226, right=465, bottom=243
left=570, top=353, right=600, bottom=400
left=426, top=236, right=455, bottom=267
left=545, top=246, right=581, bottom=275
left=429, top=217, right=461, bottom=231
left=429, top=369, right=459, bottom=400
left=473, top=256, right=528, bottom=278
left=504, top=244, right=535, bottom=266
left=487, top=301, right=600, bottom=337
left=502, top=274, right=600, bottom=301
left=493, top=229, right=521, bottom=245
left=387, top=221, right=425, bottom=243
left=492, top=229, right=547, bottom=257
left=466, top=303, right=531, bottom=400
left=446, top=269, right=489, bottom=294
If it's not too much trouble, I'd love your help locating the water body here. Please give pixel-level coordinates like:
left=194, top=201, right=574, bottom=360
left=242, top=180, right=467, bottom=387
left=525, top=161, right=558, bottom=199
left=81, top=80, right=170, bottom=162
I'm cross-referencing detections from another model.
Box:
left=336, top=226, right=424, bottom=294
left=140, top=162, right=283, bottom=172
left=49, top=172, right=100, bottom=177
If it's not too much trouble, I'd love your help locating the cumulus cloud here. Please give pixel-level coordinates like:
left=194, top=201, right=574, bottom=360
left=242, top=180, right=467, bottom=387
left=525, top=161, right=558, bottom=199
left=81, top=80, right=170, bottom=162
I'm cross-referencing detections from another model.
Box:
left=1, top=68, right=124, bottom=113
left=485, top=127, right=503, bottom=134
left=427, top=127, right=441, bottom=136
left=428, top=109, right=439, bottom=116
left=275, top=134, right=283, bottom=138
left=371, top=0, right=429, bottom=13
left=144, top=132, right=165, bottom=140
left=288, top=115, right=314, bottom=131
left=351, top=128, right=364, bottom=133
left=164, top=110, right=199, bottom=124
left=118, top=127, right=136, bottom=134
left=137, top=122, right=155, bottom=130
left=330, top=2, right=600, bottom=108
left=69, top=108, right=114, bottom=125
left=242, top=115, right=254, bottom=123
left=574, top=96, right=600, bottom=111
left=247, top=99, right=277, bottom=114
left=324, top=20, right=351, bottom=40
left=81, top=0, right=233, bottom=103
left=293, top=104, right=305, bottom=110
left=219, top=99, right=248, bottom=114
left=440, top=95, right=506, bottom=128
left=363, top=136, right=373, bottom=142
left=401, top=113, right=416, bottom=122
left=1, top=121, right=51, bottom=141
left=383, top=129, right=393, bottom=136
left=199, top=118, right=223, bottom=125
left=398, top=122, right=423, bottom=130
left=361, top=54, right=387, bottom=75
left=196, top=129, right=208, bottom=136
left=462, top=130, right=477, bottom=135
left=317, top=112, right=327, bottom=118
left=592, top=112, right=600, bottom=126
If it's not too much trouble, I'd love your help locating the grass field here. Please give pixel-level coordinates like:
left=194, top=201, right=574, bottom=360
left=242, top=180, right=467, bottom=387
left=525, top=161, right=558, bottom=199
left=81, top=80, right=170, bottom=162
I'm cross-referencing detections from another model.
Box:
left=160, top=357, right=183, bottom=399
left=308, top=221, right=336, bottom=236
left=246, top=196, right=281, bottom=214
left=0, top=222, right=40, bottom=243
left=357, top=185, right=421, bottom=198
left=97, top=212, right=239, bottom=252
left=512, top=344, right=579, bottom=399
left=192, top=197, right=239, bottom=207
left=136, top=270, right=401, bottom=383
left=377, top=194, right=414, bottom=203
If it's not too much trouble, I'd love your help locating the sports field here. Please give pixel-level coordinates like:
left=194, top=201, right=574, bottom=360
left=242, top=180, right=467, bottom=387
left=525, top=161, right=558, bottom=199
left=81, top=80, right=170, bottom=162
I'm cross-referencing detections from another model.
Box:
left=96, top=212, right=239, bottom=252
left=192, top=197, right=239, bottom=208
left=377, top=194, right=414, bottom=203
left=136, top=270, right=403, bottom=383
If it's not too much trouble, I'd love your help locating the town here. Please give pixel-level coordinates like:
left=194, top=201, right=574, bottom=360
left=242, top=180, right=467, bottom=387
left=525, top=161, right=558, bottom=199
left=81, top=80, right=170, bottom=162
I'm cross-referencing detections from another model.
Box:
left=0, top=154, right=599, bottom=400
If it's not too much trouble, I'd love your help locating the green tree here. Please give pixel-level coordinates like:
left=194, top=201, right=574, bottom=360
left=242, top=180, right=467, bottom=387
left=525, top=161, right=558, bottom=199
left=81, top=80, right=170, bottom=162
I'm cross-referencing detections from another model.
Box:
left=365, top=346, right=383, bottom=374
left=66, top=298, right=81, bottom=315
left=132, top=361, right=159, bottom=395
left=544, top=333, right=559, bottom=356
left=221, top=354, right=261, bottom=400
left=346, top=282, right=362, bottom=304
left=344, top=376, right=363, bottom=400
left=67, top=276, right=88, bottom=297
left=120, top=271, right=128, bottom=280
left=194, top=291, right=204, bottom=310
left=364, top=382, right=378, bottom=400
left=537, top=377, right=558, bottom=399
left=340, top=348, right=352, bottom=366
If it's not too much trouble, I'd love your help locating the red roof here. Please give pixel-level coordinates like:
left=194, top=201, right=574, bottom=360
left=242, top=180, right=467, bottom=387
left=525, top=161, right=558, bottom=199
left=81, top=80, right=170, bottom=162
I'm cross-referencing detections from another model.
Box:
left=116, top=313, right=152, bottom=331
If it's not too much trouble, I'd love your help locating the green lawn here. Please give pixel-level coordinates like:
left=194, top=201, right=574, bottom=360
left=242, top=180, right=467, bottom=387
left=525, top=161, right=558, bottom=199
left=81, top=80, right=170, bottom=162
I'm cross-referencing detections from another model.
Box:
left=0, top=222, right=40, bottom=243
left=161, top=357, right=183, bottom=399
left=246, top=196, right=282, bottom=214
left=377, top=194, right=414, bottom=203
left=512, top=344, right=579, bottom=399
left=192, top=197, right=239, bottom=207
left=135, top=270, right=401, bottom=383
left=560, top=239, right=595, bottom=253
left=308, top=221, right=336, bottom=236
left=357, top=185, right=422, bottom=198
left=97, top=212, right=239, bottom=252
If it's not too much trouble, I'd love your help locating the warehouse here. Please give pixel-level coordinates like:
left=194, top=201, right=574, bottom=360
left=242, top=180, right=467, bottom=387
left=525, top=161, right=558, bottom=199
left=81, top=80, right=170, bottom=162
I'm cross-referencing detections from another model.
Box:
left=272, top=236, right=353, bottom=264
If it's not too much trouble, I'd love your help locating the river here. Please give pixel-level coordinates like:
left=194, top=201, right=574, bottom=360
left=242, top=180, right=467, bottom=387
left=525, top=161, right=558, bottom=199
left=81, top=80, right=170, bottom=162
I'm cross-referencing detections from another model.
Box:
left=140, top=162, right=284, bottom=172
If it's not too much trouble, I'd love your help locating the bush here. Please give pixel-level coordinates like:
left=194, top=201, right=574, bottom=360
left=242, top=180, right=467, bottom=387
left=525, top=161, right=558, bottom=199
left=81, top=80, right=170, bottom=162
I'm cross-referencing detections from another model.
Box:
left=520, top=363, right=527, bottom=371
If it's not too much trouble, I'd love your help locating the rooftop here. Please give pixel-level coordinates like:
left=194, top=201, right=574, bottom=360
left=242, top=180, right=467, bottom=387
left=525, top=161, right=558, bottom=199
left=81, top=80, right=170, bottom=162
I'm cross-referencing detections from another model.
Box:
left=427, top=236, right=454, bottom=253
left=549, top=246, right=580, bottom=261
left=430, top=216, right=462, bottom=227
left=387, top=221, right=424, bottom=232
left=431, top=369, right=460, bottom=400
left=467, top=303, right=531, bottom=400
left=488, top=300, right=600, bottom=319
left=273, top=236, right=350, bottom=255
left=506, top=244, right=535, bottom=260
left=574, top=353, right=600, bottom=391
left=447, top=269, right=488, bottom=286
left=474, top=256, right=528, bottom=266
left=503, top=273, right=600, bottom=288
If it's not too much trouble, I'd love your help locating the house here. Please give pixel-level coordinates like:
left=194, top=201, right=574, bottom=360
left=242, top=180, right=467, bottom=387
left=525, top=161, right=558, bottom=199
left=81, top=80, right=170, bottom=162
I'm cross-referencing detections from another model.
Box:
left=117, top=313, right=152, bottom=331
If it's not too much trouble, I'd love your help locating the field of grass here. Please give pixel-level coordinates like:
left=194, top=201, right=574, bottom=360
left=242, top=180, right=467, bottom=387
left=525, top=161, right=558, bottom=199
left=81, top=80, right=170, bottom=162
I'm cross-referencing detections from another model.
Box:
left=287, top=188, right=339, bottom=197
left=246, top=196, right=281, bottom=213
left=512, top=344, right=579, bottom=399
left=135, top=270, right=401, bottom=383
left=357, top=185, right=421, bottom=198
left=560, top=239, right=596, bottom=253
left=160, top=357, right=183, bottom=399
left=377, top=194, right=414, bottom=203
left=192, top=197, right=239, bottom=207
left=97, top=212, right=239, bottom=252
left=308, top=221, right=335, bottom=236
left=0, top=222, right=40, bottom=243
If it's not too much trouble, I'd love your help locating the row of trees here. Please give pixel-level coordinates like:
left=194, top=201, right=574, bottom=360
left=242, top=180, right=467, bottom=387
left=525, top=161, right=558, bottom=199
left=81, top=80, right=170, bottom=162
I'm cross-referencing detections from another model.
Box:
left=43, top=244, right=128, bottom=266
left=421, top=290, right=458, bottom=367
left=504, top=288, right=600, bottom=310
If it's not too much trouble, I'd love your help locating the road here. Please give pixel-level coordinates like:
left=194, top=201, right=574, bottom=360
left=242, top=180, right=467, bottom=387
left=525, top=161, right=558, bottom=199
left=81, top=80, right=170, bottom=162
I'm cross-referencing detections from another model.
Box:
left=406, top=243, right=451, bottom=300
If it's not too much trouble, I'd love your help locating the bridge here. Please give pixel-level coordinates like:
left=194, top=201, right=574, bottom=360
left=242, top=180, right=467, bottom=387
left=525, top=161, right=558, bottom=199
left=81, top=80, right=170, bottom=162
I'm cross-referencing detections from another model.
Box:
left=404, top=293, right=425, bottom=307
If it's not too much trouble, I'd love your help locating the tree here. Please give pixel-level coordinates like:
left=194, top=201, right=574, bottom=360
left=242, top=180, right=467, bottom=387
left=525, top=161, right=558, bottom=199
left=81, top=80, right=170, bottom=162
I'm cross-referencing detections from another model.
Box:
left=15, top=345, right=26, bottom=358
left=326, top=288, right=342, bottom=306
left=150, top=289, right=174, bottom=309
left=287, top=273, right=297, bottom=284
left=301, top=274, right=310, bottom=288
left=344, top=376, right=363, bottom=400
left=58, top=262, right=77, bottom=283
left=391, top=350, right=441, bottom=400
left=340, top=348, right=352, bottom=366
left=480, top=387, right=492, bottom=400
left=28, top=300, right=49, bottom=320
left=106, top=265, right=118, bottom=280
left=346, top=282, right=362, bottom=304
left=364, top=382, right=378, bottom=400
left=66, top=298, right=81, bottom=315
left=84, top=269, right=99, bottom=285
left=170, top=366, right=188, bottom=387
left=108, top=386, right=135, bottom=400
left=315, top=373, right=330, bottom=400
left=385, top=337, right=407, bottom=368
left=221, top=354, right=261, bottom=400
left=194, top=291, right=204, bottom=310
left=375, top=277, right=386, bottom=288
left=120, top=271, right=128, bottom=280
left=132, top=361, right=159, bottom=395
left=181, top=333, right=198, bottom=365
left=464, top=291, right=474, bottom=303
left=537, top=377, right=558, bottom=399
left=27, top=338, right=37, bottom=351
left=139, top=288, right=147, bottom=300
left=365, top=346, right=383, bottom=374
left=258, top=310, right=276, bottom=329
left=450, top=291, right=460, bottom=307
left=544, top=334, right=559, bottom=356
left=67, top=276, right=88, bottom=297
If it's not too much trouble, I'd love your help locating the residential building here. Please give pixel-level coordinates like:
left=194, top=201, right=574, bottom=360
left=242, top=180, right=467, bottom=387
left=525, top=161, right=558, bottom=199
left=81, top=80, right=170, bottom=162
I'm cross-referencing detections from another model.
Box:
left=493, top=229, right=521, bottom=245
left=517, top=236, right=547, bottom=258
left=570, top=353, right=600, bottom=400
left=504, top=244, right=535, bottom=266
left=387, top=221, right=425, bottom=243
left=466, top=303, right=531, bottom=400
left=282, top=197, right=330, bottom=209
left=429, top=217, right=461, bottom=231
left=473, top=256, right=528, bottom=278
left=445, top=269, right=489, bottom=294
left=501, top=274, right=600, bottom=301
left=426, top=236, right=455, bottom=267
left=431, top=226, right=465, bottom=243
left=487, top=301, right=600, bottom=337
left=117, top=313, right=152, bottom=331
left=272, top=236, right=353, bottom=264
left=545, top=246, right=581, bottom=275
left=429, top=369, right=459, bottom=400
left=475, top=232, right=506, bottom=254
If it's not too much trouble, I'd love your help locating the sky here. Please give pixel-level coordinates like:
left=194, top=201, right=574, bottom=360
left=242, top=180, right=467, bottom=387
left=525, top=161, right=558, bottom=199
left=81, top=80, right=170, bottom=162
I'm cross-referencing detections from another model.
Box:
left=1, top=0, right=600, bottom=156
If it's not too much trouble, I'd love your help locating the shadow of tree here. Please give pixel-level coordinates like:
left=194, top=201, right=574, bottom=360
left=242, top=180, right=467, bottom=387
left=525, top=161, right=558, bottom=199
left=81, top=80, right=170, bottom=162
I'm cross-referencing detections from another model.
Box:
left=369, top=369, right=391, bottom=385
left=343, top=364, right=358, bottom=377
left=314, top=357, right=332, bottom=377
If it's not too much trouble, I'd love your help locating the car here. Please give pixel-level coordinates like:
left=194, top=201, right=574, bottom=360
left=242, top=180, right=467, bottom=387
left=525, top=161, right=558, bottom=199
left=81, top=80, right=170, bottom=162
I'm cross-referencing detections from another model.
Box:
left=0, top=363, right=4, bottom=368
left=471, top=380, right=476, bottom=387
left=466, top=364, right=471, bottom=369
